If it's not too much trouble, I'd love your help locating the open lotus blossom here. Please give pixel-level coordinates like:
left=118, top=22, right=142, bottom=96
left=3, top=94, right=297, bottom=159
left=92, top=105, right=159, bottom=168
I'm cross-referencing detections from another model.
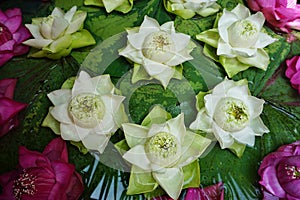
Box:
left=285, top=55, right=300, bottom=94
left=122, top=106, right=211, bottom=199
left=258, top=140, right=300, bottom=200
left=23, top=6, right=95, bottom=59
left=247, top=0, right=300, bottom=33
left=84, top=0, right=134, bottom=13
left=46, top=70, right=127, bottom=154
left=0, top=8, right=31, bottom=67
left=0, top=78, right=27, bottom=137
left=164, top=0, right=220, bottom=19
left=196, top=4, right=277, bottom=77
left=119, top=15, right=195, bottom=88
left=0, top=137, right=84, bottom=200
left=189, top=78, right=269, bottom=152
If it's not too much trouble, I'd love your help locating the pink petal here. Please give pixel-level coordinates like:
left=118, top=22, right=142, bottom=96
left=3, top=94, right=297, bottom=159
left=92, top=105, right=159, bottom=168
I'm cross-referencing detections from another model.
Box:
left=18, top=146, right=50, bottom=169
left=13, top=44, right=30, bottom=56
left=0, top=40, right=15, bottom=51
left=43, top=137, right=69, bottom=163
left=0, top=78, right=17, bottom=98
left=0, top=53, right=13, bottom=67
left=0, top=170, right=17, bottom=200
left=184, top=182, right=224, bottom=200
left=0, top=10, right=8, bottom=22
left=65, top=172, right=84, bottom=200
left=12, top=26, right=32, bottom=44
left=4, top=15, right=22, bottom=34
left=4, top=8, right=21, bottom=18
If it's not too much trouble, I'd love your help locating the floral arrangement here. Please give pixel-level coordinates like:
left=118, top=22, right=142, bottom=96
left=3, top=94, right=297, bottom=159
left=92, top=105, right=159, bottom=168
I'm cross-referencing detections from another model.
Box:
left=0, top=0, right=299, bottom=200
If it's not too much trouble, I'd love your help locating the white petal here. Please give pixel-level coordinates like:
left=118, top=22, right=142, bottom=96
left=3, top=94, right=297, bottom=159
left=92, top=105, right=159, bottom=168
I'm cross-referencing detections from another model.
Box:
left=51, top=17, right=69, bottom=39
left=153, top=167, right=184, bottom=200
left=47, top=89, right=72, bottom=106
left=204, top=94, right=223, bottom=117
left=123, top=145, right=152, bottom=171
left=51, top=7, right=65, bottom=18
left=232, top=47, right=257, bottom=57
left=25, top=24, right=43, bottom=39
left=60, top=123, right=82, bottom=141
left=81, top=132, right=110, bottom=153
left=127, top=32, right=151, bottom=50
left=160, top=21, right=175, bottom=34
left=101, top=94, right=125, bottom=114
left=250, top=117, right=269, bottom=136
left=22, top=38, right=53, bottom=49
left=40, top=21, right=52, bottom=39
left=246, top=12, right=265, bottom=30
left=231, top=4, right=251, bottom=19
left=245, top=96, right=265, bottom=119
left=217, top=39, right=235, bottom=57
left=139, top=16, right=161, bottom=34
left=230, top=126, right=256, bottom=147
left=148, top=123, right=169, bottom=138
left=226, top=85, right=249, bottom=102
left=119, top=44, right=144, bottom=64
left=50, top=103, right=72, bottom=124
left=255, top=33, right=277, bottom=49
left=189, top=109, right=213, bottom=132
left=211, top=77, right=235, bottom=95
left=218, top=9, right=239, bottom=43
left=72, top=71, right=94, bottom=95
left=167, top=113, right=186, bottom=143
left=212, top=122, right=234, bottom=149
left=123, top=123, right=149, bottom=148
left=64, top=6, right=77, bottom=23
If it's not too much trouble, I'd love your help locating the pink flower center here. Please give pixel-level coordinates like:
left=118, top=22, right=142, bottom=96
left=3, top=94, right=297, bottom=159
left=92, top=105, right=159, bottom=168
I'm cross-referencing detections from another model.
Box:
left=0, top=23, right=12, bottom=45
left=285, top=164, right=300, bottom=180
left=13, top=169, right=37, bottom=200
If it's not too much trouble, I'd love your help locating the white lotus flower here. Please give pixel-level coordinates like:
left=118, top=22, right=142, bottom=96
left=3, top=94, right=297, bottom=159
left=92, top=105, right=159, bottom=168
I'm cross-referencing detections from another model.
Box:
left=164, top=0, right=220, bottom=19
left=119, top=15, right=195, bottom=88
left=23, top=6, right=95, bottom=59
left=217, top=4, right=276, bottom=67
left=47, top=71, right=127, bottom=154
left=122, top=113, right=211, bottom=199
left=190, top=78, right=269, bottom=149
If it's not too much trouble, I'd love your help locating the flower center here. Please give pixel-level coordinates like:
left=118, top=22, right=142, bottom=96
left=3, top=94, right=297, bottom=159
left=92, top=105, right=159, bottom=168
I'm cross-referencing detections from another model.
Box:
left=0, top=23, right=13, bottom=45
left=68, top=93, right=105, bottom=128
left=285, top=164, right=300, bottom=180
left=145, top=132, right=180, bottom=167
left=142, top=31, right=175, bottom=63
left=13, top=169, right=37, bottom=200
left=213, top=97, right=249, bottom=132
left=228, top=20, right=259, bottom=48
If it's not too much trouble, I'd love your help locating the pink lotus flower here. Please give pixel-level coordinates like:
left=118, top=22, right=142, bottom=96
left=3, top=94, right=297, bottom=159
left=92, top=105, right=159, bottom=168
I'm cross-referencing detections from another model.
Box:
left=285, top=56, right=300, bottom=94
left=151, top=182, right=224, bottom=200
left=0, top=8, right=31, bottom=67
left=184, top=183, right=224, bottom=200
left=0, top=78, right=27, bottom=137
left=258, top=141, right=300, bottom=200
left=247, top=0, right=300, bottom=33
left=0, top=137, right=84, bottom=200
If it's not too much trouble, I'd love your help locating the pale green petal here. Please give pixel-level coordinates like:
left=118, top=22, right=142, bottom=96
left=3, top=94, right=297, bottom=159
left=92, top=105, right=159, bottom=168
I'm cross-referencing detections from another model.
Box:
left=114, top=0, right=133, bottom=14
left=167, top=113, right=186, bottom=143
left=50, top=103, right=72, bottom=124
left=122, top=123, right=149, bottom=148
left=66, top=11, right=87, bottom=34
left=153, top=167, right=184, bottom=200
left=123, top=145, right=152, bottom=171
left=45, top=48, right=72, bottom=59
left=132, top=63, right=152, bottom=83
left=237, top=48, right=270, bottom=70
left=255, top=32, right=277, bottom=49
left=174, top=9, right=196, bottom=19
left=196, top=3, right=220, bottom=17
left=42, top=107, right=61, bottom=135
left=231, top=4, right=251, bottom=19
left=127, top=165, right=158, bottom=195
left=51, top=17, right=69, bottom=39
left=60, top=123, right=82, bottom=141
left=91, top=74, right=114, bottom=95
left=250, top=117, right=270, bottom=136
left=22, top=38, right=53, bottom=49
left=43, top=34, right=72, bottom=53
left=195, top=91, right=209, bottom=111
left=219, top=56, right=251, bottom=78
left=230, top=126, right=256, bottom=147
left=102, top=0, right=124, bottom=13
left=228, top=141, right=246, bottom=158
left=141, top=105, right=172, bottom=127
left=196, top=28, right=219, bottom=48
left=47, top=89, right=72, bottom=106
left=189, top=109, right=213, bottom=132
left=212, top=122, right=234, bottom=149
left=84, top=0, right=104, bottom=7
left=70, top=29, right=96, bottom=49
left=178, top=130, right=211, bottom=167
